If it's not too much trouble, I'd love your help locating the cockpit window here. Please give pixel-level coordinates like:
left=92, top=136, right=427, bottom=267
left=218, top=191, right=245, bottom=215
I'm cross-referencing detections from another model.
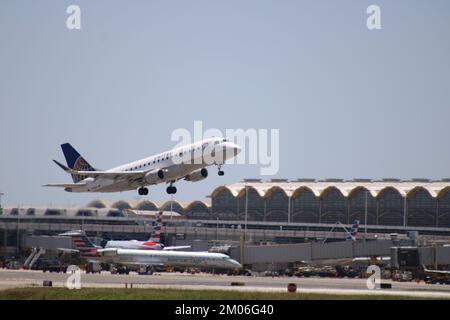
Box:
left=222, top=139, right=228, bottom=142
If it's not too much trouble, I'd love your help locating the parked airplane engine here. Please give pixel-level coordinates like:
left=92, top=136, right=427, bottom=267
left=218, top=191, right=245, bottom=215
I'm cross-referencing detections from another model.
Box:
left=99, top=248, right=118, bottom=257
left=185, top=168, right=208, bottom=182
left=144, top=169, right=165, bottom=184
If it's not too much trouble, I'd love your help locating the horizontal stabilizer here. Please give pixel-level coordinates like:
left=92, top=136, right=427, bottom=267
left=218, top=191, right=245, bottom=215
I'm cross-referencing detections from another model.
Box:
left=57, top=248, right=80, bottom=254
left=53, top=159, right=71, bottom=172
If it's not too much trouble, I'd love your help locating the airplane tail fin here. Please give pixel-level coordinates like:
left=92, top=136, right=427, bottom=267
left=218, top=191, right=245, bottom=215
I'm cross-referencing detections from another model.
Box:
left=59, top=230, right=101, bottom=258
left=346, top=219, right=360, bottom=241
left=60, top=143, right=95, bottom=183
left=148, top=211, right=162, bottom=242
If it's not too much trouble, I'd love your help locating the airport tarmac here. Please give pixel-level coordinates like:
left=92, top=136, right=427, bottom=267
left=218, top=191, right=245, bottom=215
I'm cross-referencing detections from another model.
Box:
left=1, top=269, right=450, bottom=298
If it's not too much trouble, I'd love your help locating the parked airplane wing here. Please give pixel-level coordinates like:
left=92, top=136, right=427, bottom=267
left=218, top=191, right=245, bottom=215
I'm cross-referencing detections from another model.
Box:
left=423, top=265, right=450, bottom=274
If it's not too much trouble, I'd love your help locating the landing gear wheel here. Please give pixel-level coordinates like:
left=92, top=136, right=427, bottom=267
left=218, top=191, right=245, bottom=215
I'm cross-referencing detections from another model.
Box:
left=218, top=170, right=224, bottom=176
left=166, top=186, right=177, bottom=194
left=138, top=187, right=149, bottom=196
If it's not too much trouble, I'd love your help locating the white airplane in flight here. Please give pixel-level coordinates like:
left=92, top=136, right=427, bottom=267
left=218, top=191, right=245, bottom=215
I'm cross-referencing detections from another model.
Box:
left=45, top=137, right=241, bottom=196
left=59, top=230, right=242, bottom=272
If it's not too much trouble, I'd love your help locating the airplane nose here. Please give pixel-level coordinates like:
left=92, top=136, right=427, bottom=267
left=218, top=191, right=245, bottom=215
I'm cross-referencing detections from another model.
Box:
left=233, top=144, right=241, bottom=156
left=223, top=142, right=241, bottom=157
left=230, top=259, right=242, bottom=269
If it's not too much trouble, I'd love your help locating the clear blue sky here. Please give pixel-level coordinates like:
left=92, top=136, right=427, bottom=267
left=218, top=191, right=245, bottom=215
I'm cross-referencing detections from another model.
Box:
left=1, top=0, right=449, bottom=207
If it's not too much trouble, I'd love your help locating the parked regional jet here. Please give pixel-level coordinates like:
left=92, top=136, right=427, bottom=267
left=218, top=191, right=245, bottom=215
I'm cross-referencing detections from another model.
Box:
left=105, top=212, right=190, bottom=251
left=59, top=230, right=242, bottom=272
left=45, top=137, right=241, bottom=196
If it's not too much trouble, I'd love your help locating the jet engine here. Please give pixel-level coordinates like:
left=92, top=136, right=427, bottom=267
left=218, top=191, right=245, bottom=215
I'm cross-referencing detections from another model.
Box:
left=98, top=248, right=118, bottom=257
left=144, top=169, right=164, bottom=184
left=185, top=168, right=208, bottom=182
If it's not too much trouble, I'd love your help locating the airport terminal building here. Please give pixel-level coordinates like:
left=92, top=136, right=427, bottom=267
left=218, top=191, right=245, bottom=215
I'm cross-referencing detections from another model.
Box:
left=210, top=179, right=450, bottom=228
left=84, top=178, right=450, bottom=228
left=2, top=178, right=450, bottom=255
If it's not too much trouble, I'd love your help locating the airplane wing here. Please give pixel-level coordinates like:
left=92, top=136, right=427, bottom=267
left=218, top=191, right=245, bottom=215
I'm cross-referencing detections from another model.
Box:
left=163, top=246, right=192, bottom=251
left=44, top=183, right=87, bottom=188
left=53, top=160, right=146, bottom=180
left=423, top=265, right=450, bottom=274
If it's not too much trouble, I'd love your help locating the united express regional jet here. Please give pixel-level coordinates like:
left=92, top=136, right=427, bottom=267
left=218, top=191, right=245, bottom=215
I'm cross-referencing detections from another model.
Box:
left=45, top=137, right=241, bottom=196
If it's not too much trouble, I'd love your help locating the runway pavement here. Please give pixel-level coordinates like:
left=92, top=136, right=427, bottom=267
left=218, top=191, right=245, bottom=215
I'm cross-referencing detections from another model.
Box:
left=1, top=269, right=450, bottom=298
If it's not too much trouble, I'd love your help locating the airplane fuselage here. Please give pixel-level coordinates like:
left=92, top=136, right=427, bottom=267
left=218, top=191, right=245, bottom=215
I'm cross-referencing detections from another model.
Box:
left=95, top=248, right=242, bottom=270
left=61, top=138, right=240, bottom=193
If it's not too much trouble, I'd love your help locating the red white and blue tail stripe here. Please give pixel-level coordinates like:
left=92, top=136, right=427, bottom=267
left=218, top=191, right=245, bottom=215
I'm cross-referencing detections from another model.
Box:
left=148, top=211, right=162, bottom=243
left=60, top=230, right=101, bottom=258
left=346, top=219, right=360, bottom=241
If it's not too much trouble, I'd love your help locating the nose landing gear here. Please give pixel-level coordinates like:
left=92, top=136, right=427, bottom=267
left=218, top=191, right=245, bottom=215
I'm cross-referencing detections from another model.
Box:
left=217, top=165, right=225, bottom=176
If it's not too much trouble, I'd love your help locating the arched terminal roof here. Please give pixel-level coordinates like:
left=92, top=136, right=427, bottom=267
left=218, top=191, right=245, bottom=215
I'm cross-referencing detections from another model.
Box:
left=211, top=179, right=450, bottom=199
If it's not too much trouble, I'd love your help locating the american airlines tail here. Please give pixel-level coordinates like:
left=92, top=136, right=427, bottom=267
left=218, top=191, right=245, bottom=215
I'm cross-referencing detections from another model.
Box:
left=148, top=212, right=162, bottom=242
left=60, top=230, right=101, bottom=258
left=346, top=219, right=360, bottom=241
left=60, top=143, right=96, bottom=183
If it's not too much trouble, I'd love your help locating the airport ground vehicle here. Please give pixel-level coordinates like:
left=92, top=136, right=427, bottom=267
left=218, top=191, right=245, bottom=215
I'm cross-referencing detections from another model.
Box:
left=335, top=265, right=359, bottom=278
left=391, top=270, right=413, bottom=282
left=424, top=273, right=450, bottom=284
left=263, top=270, right=279, bottom=277
left=294, top=266, right=337, bottom=278
left=86, top=261, right=102, bottom=274
left=110, top=265, right=130, bottom=275
left=5, top=260, right=22, bottom=270
left=40, top=259, right=68, bottom=273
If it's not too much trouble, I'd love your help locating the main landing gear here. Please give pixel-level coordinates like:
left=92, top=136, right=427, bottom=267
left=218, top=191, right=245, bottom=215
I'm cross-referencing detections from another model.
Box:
left=166, top=184, right=177, bottom=194
left=138, top=187, right=149, bottom=196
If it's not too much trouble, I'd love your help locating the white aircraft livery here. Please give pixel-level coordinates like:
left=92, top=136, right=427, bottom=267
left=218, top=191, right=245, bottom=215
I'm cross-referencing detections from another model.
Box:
left=59, top=230, right=242, bottom=271
left=45, top=137, right=241, bottom=196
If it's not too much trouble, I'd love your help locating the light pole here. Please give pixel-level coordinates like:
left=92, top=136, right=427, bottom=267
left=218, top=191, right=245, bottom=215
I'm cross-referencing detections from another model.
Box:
left=288, top=195, right=291, bottom=224
left=364, top=190, right=368, bottom=242
left=244, top=184, right=248, bottom=243
left=170, top=193, right=174, bottom=221
left=403, top=196, right=407, bottom=227
left=216, top=217, right=219, bottom=241
left=16, top=205, right=20, bottom=254
left=0, top=193, right=3, bottom=217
